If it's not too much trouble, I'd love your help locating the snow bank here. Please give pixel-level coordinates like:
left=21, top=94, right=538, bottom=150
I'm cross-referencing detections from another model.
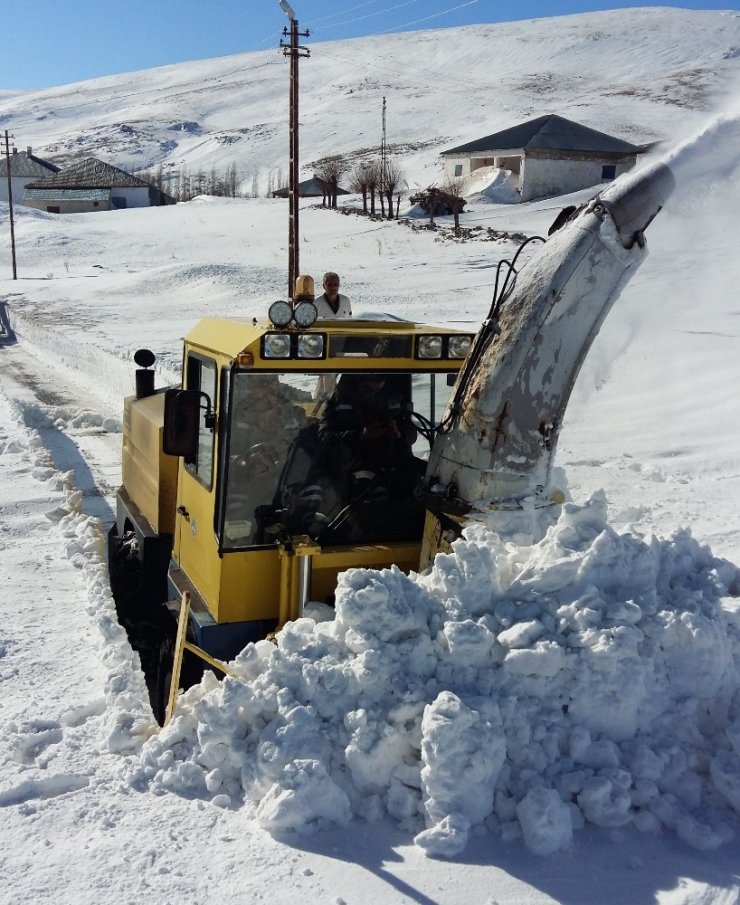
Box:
left=1, top=393, right=156, bottom=753
left=55, top=503, right=156, bottom=753
left=129, top=492, right=740, bottom=856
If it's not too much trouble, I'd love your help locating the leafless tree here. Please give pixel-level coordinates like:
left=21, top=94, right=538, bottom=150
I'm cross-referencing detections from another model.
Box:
left=314, top=155, right=349, bottom=209
left=381, top=159, right=404, bottom=220
left=366, top=159, right=381, bottom=216
left=350, top=162, right=373, bottom=213
left=441, top=178, right=467, bottom=232
left=224, top=161, right=239, bottom=198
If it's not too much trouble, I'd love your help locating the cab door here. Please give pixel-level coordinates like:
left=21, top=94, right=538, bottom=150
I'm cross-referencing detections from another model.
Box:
left=174, top=353, right=220, bottom=604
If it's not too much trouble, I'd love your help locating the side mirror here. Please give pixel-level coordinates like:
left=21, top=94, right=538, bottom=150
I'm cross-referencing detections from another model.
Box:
left=163, top=389, right=202, bottom=457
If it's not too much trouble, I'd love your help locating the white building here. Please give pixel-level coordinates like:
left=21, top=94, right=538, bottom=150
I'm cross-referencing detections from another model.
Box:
left=441, top=114, right=642, bottom=202
left=0, top=147, right=59, bottom=204
left=23, top=157, right=176, bottom=213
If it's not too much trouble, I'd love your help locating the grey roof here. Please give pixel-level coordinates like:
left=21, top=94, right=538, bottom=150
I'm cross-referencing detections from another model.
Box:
left=24, top=157, right=150, bottom=190
left=0, top=150, right=60, bottom=178
left=273, top=175, right=350, bottom=197
left=23, top=188, right=110, bottom=202
left=442, top=114, right=640, bottom=156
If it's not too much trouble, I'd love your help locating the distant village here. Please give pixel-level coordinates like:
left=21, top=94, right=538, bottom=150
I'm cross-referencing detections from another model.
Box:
left=1, top=114, right=646, bottom=219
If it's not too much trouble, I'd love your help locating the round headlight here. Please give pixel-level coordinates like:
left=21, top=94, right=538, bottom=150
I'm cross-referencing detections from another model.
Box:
left=294, top=301, right=318, bottom=328
left=417, top=335, right=443, bottom=359
left=268, top=300, right=293, bottom=327
left=297, top=333, right=325, bottom=359
left=263, top=333, right=292, bottom=358
left=448, top=335, right=473, bottom=359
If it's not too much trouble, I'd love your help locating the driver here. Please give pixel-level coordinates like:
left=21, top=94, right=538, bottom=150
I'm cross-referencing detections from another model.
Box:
left=278, top=374, right=423, bottom=541
left=318, top=373, right=418, bottom=499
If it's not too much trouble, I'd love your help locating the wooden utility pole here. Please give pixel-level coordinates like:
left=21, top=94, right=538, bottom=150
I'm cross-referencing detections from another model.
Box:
left=380, top=97, right=388, bottom=196
left=279, top=1, right=309, bottom=301
left=3, top=130, right=17, bottom=280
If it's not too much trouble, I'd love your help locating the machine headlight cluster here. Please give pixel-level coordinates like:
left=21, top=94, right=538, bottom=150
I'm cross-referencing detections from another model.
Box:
left=416, top=334, right=474, bottom=360
left=262, top=332, right=326, bottom=360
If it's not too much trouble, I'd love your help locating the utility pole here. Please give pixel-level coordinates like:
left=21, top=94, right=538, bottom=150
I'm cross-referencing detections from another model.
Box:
left=380, top=96, right=388, bottom=201
left=279, top=0, right=309, bottom=301
left=2, top=130, right=17, bottom=280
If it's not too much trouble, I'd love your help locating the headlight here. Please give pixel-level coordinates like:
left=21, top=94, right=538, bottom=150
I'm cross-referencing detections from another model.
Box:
left=263, top=333, right=292, bottom=358
left=294, top=301, right=318, bottom=328
left=417, top=335, right=443, bottom=359
left=268, top=300, right=293, bottom=327
left=448, top=335, right=473, bottom=358
left=296, top=333, right=325, bottom=359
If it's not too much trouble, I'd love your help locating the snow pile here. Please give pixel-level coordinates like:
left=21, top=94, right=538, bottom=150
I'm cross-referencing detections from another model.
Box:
left=55, top=504, right=156, bottom=753
left=130, top=493, right=740, bottom=856
left=463, top=166, right=521, bottom=204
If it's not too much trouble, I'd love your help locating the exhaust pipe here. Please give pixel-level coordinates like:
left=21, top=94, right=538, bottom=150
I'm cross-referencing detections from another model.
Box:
left=134, top=348, right=156, bottom=399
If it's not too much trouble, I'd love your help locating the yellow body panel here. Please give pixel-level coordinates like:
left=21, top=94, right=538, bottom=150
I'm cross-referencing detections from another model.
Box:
left=173, top=469, right=222, bottom=610
left=180, top=531, right=420, bottom=625
left=122, top=391, right=178, bottom=535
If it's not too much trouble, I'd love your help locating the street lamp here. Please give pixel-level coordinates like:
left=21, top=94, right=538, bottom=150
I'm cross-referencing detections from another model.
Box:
left=279, top=0, right=296, bottom=21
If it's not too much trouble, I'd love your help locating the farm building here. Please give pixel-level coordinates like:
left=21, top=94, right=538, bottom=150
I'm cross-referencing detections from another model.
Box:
left=273, top=175, right=350, bottom=200
left=23, top=157, right=176, bottom=213
left=0, top=147, right=60, bottom=205
left=441, top=114, right=642, bottom=202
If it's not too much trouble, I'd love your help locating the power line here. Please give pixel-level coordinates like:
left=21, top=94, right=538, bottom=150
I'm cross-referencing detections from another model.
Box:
left=305, top=0, right=397, bottom=27
left=375, top=0, right=483, bottom=36
left=308, top=0, right=423, bottom=33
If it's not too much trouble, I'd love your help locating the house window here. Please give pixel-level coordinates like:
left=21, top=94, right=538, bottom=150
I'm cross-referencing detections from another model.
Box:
left=47, top=206, right=61, bottom=214
left=601, top=164, right=616, bottom=180
left=454, top=164, right=463, bottom=177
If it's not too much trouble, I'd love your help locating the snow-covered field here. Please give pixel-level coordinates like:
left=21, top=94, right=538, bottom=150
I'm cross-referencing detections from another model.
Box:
left=2, top=8, right=740, bottom=903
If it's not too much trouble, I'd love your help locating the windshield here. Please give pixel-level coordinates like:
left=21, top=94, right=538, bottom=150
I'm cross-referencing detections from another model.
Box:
left=220, top=370, right=454, bottom=549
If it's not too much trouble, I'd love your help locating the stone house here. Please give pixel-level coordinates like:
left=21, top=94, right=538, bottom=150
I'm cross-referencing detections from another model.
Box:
left=23, top=157, right=176, bottom=213
left=441, top=114, right=642, bottom=202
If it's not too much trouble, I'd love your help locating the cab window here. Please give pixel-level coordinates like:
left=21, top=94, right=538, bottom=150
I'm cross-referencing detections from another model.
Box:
left=220, top=370, right=454, bottom=550
left=184, top=354, right=217, bottom=488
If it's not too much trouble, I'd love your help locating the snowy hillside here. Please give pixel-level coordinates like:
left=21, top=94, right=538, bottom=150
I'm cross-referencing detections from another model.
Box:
left=2, top=8, right=740, bottom=192
left=2, top=8, right=740, bottom=904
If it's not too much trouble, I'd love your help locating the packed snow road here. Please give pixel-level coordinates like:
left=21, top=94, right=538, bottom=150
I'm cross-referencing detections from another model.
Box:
left=0, top=339, right=122, bottom=520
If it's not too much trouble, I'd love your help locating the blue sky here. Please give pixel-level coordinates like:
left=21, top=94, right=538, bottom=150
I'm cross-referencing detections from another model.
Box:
left=2, top=1, right=737, bottom=90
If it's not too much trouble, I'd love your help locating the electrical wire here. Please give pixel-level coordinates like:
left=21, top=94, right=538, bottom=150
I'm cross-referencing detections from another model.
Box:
left=374, top=0, right=483, bottom=36
left=308, top=0, right=424, bottom=33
